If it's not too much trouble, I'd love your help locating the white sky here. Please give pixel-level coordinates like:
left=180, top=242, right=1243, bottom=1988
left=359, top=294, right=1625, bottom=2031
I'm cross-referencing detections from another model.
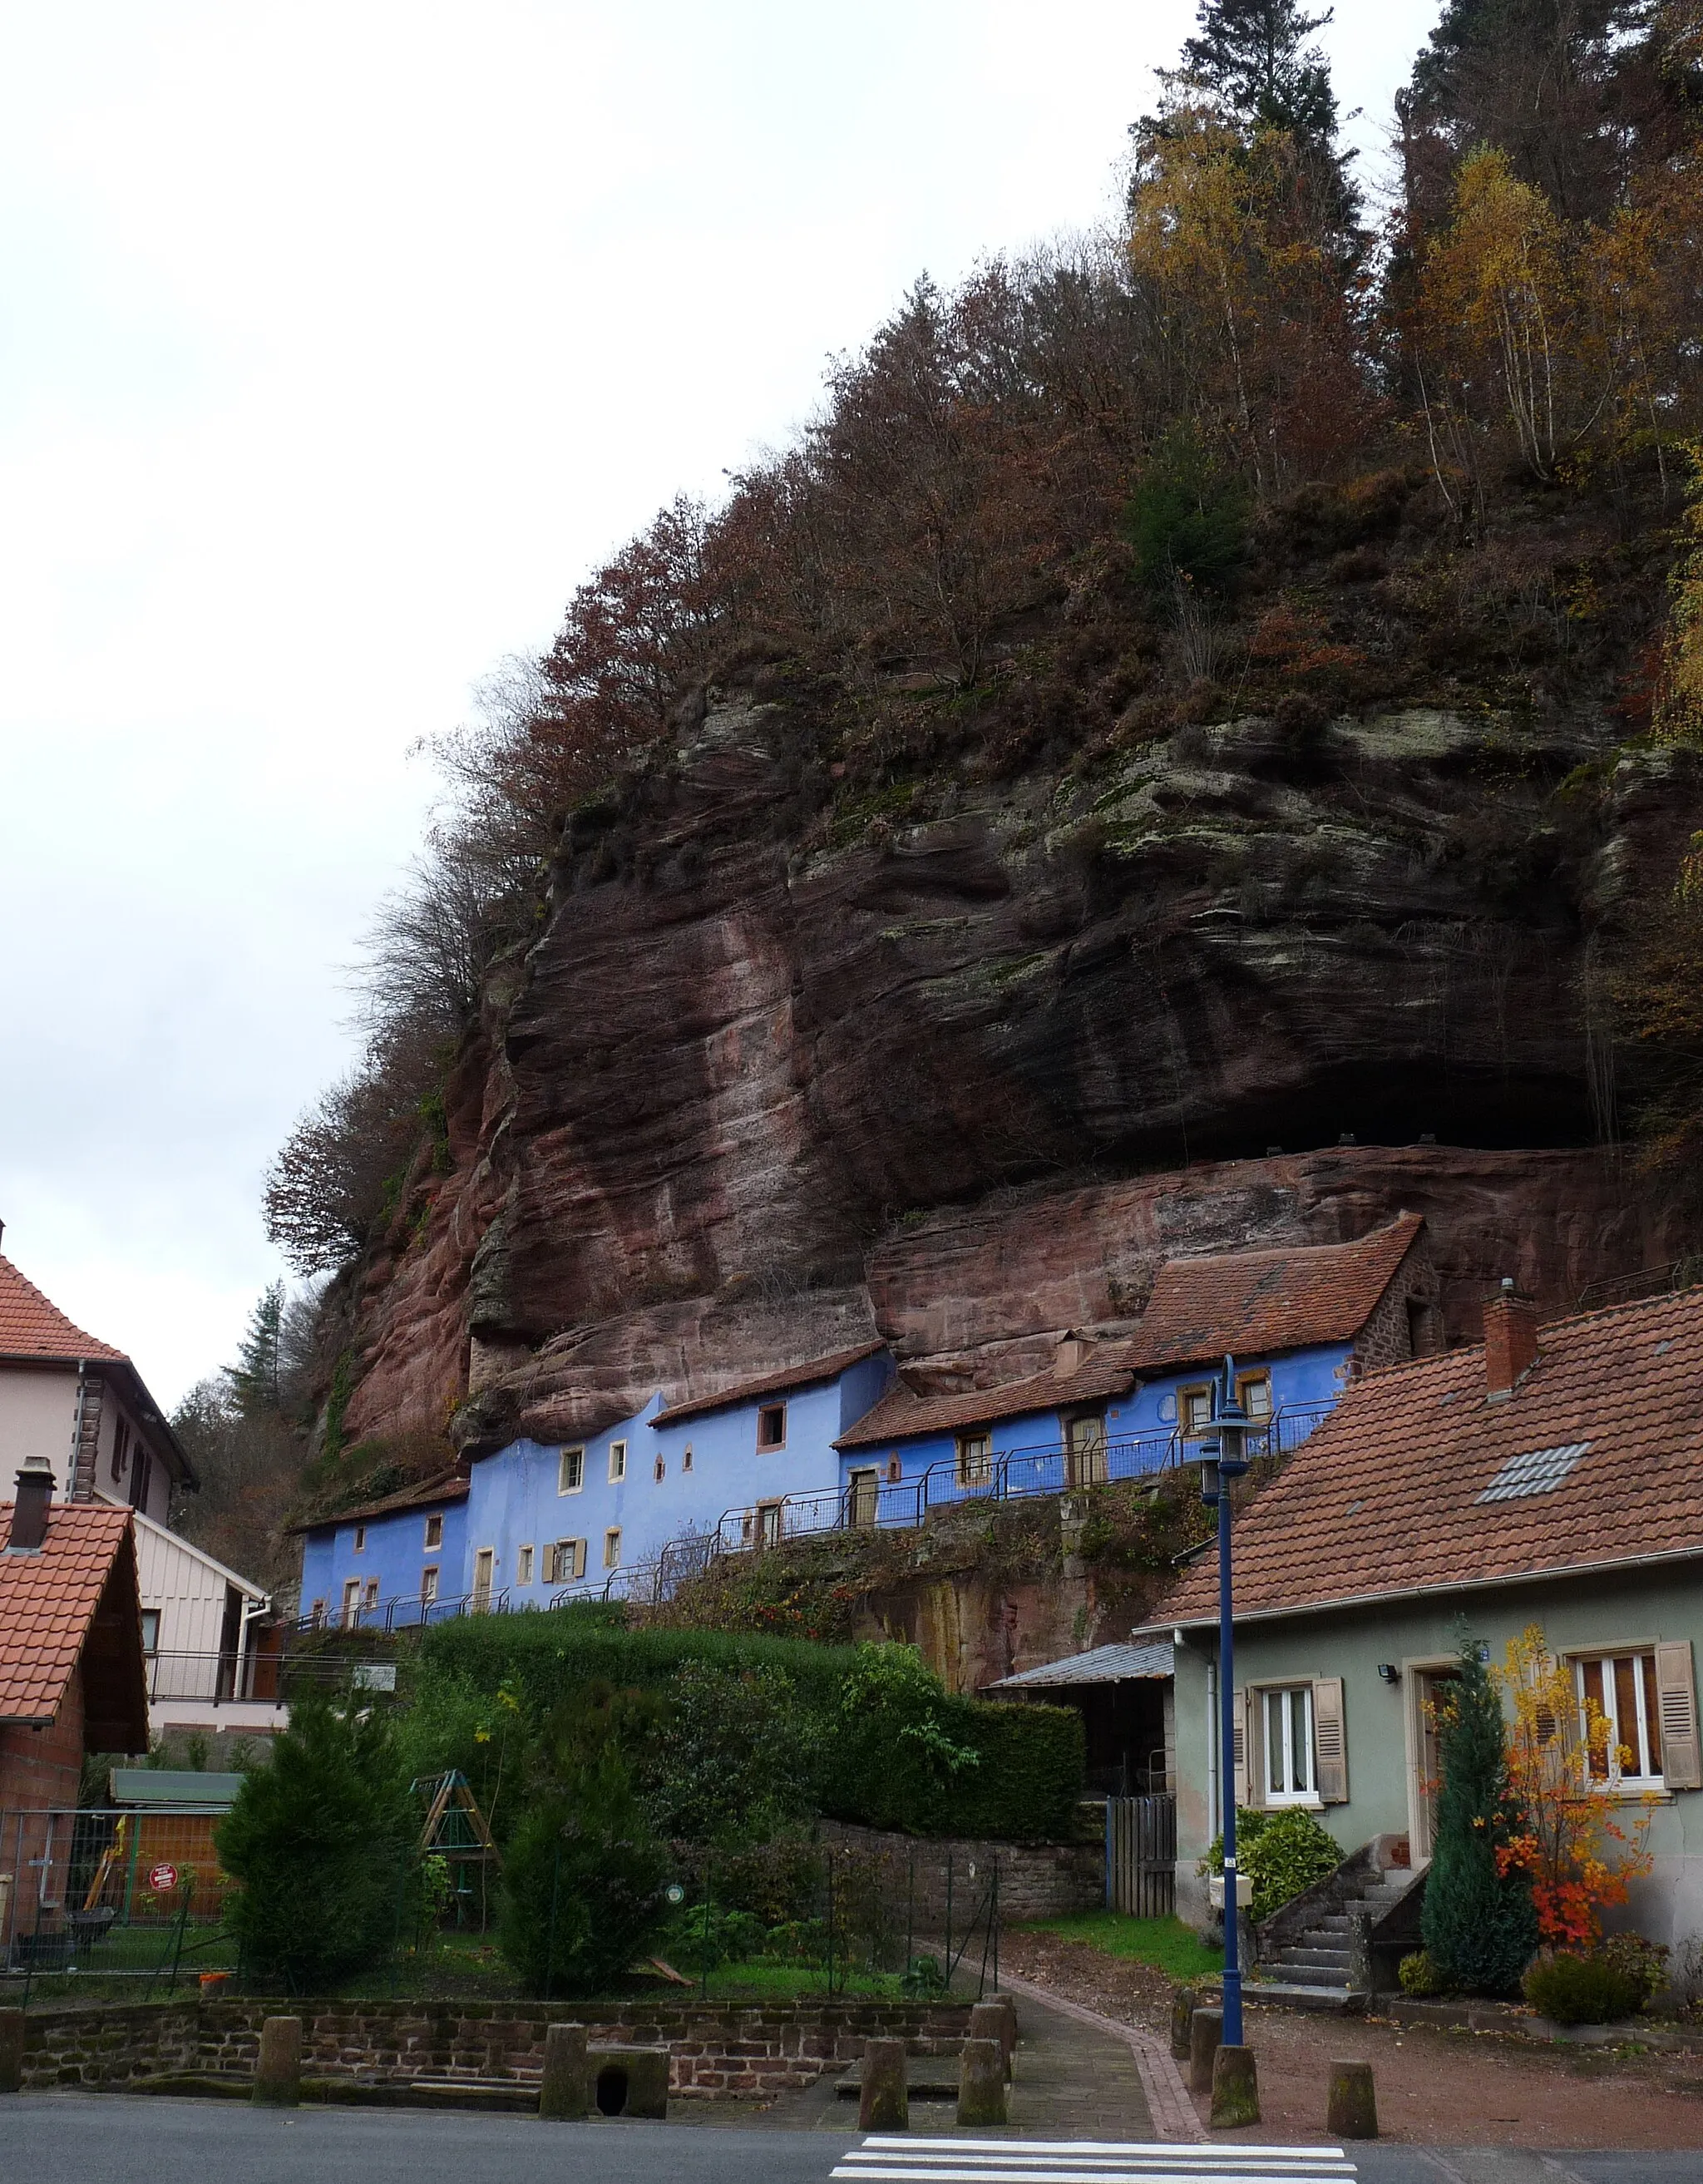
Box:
left=0, top=0, right=1442, bottom=1410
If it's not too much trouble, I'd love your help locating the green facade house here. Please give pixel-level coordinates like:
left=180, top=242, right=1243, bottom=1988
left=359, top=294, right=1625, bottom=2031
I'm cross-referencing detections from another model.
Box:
left=1143, top=1280, right=1703, bottom=1954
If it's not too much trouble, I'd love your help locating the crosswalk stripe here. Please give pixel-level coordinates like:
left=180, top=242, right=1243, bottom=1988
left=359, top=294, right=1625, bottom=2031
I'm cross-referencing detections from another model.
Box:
left=853, top=2144, right=1347, bottom=2161
left=832, top=2169, right=1348, bottom=2184
left=832, top=2143, right=1354, bottom=2184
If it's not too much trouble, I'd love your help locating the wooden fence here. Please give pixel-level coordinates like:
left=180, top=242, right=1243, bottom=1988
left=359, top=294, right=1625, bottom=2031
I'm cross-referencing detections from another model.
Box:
left=1104, top=1794, right=1176, bottom=1919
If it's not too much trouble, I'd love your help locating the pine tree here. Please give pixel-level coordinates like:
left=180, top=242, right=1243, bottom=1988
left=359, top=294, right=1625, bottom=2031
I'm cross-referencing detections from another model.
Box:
left=1182, top=0, right=1341, bottom=146
left=228, top=1282, right=284, bottom=1418
left=1420, top=1632, right=1539, bottom=1994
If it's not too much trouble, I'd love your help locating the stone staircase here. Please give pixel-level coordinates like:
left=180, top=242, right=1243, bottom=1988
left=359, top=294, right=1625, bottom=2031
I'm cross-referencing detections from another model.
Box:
left=1249, top=1865, right=1416, bottom=2013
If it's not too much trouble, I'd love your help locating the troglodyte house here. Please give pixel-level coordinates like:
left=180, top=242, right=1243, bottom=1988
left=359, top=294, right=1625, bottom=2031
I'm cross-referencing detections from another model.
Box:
left=1147, top=1280, right=1703, bottom=1949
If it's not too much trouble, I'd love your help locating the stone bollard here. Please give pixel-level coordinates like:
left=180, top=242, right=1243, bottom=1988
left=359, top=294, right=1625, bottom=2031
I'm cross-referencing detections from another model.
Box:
left=1210, top=2044, right=1261, bottom=2129
left=590, top=2044, right=669, bottom=2120
left=539, top=2022, right=590, bottom=2120
left=1325, top=2058, right=1378, bottom=2139
left=1187, top=2005, right=1222, bottom=2096
left=968, top=2000, right=1014, bottom=2079
left=1170, top=1986, right=1197, bottom=2061
left=251, top=2015, right=302, bottom=2107
left=0, top=2008, right=24, bottom=2096
left=860, top=2038, right=909, bottom=2131
left=957, top=2037, right=1009, bottom=2127
left=1345, top=1907, right=1374, bottom=1997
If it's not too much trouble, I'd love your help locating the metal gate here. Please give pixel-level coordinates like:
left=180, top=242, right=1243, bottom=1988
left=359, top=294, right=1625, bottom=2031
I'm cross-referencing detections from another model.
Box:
left=1105, top=1794, right=1176, bottom=1918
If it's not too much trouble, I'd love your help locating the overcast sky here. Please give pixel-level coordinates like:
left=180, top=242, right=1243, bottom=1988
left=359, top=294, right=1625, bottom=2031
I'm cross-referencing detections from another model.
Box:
left=0, top=0, right=1441, bottom=1410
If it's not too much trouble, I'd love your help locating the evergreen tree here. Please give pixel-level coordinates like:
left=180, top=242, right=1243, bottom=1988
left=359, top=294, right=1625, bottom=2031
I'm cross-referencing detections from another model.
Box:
left=1420, top=1631, right=1539, bottom=1994
left=228, top=1282, right=284, bottom=1418
left=498, top=1744, right=669, bottom=1997
left=1182, top=0, right=1341, bottom=147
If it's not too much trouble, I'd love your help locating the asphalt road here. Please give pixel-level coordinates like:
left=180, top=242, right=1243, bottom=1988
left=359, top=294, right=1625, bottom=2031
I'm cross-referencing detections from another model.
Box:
left=4, top=2096, right=1701, bottom=2184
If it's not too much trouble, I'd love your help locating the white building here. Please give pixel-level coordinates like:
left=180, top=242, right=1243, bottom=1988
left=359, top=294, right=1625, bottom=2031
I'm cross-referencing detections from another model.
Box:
left=0, top=1234, right=279, bottom=1742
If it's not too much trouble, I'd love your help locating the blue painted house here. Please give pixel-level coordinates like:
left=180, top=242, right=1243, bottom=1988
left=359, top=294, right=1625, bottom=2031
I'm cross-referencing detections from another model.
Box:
left=832, top=1218, right=1435, bottom=1515
left=296, top=1470, right=470, bottom=1628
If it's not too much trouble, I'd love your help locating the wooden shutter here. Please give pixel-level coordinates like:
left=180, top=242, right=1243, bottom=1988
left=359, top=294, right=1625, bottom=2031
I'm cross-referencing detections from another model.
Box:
left=1231, top=1688, right=1251, bottom=1811
left=573, top=1538, right=588, bottom=1581
left=1313, top=1676, right=1349, bottom=1803
left=1655, top=1642, right=1702, bottom=1790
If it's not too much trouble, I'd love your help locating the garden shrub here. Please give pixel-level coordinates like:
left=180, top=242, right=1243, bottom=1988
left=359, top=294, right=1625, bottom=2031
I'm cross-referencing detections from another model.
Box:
left=1420, top=1634, right=1538, bottom=1995
left=1600, top=1930, right=1670, bottom=2008
left=1398, top=1949, right=1449, bottom=1997
left=637, top=1661, right=820, bottom=1846
left=1522, top=1950, right=1645, bottom=2025
left=1202, top=1806, right=1341, bottom=1924
left=217, top=1689, right=418, bottom=1991
left=497, top=1743, right=670, bottom=1997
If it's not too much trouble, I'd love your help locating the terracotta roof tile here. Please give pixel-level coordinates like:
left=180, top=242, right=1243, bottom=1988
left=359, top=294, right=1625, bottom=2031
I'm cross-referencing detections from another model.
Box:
left=0, top=1256, right=126, bottom=1362
left=836, top=1357, right=1137, bottom=1450
left=653, top=1340, right=887, bottom=1427
left=1124, top=1215, right=1425, bottom=1371
left=0, top=1500, right=134, bottom=1720
left=1153, top=1282, right=1703, bottom=1628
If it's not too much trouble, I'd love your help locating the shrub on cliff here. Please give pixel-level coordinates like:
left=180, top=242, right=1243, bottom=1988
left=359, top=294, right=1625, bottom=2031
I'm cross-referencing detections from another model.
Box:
left=1420, top=1634, right=1538, bottom=1995
left=217, top=1690, right=418, bottom=1991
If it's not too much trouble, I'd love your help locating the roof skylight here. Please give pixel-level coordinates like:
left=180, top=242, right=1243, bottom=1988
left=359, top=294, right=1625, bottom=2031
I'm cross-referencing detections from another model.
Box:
left=1476, top=1442, right=1590, bottom=1504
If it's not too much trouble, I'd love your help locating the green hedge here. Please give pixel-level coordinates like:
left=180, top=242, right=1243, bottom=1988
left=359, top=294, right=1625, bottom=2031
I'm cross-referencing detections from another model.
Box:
left=410, top=1609, right=1084, bottom=1842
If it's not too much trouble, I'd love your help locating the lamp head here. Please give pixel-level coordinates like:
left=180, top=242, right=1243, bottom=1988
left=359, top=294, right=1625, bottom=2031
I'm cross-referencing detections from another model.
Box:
left=1215, top=1352, right=1251, bottom=1479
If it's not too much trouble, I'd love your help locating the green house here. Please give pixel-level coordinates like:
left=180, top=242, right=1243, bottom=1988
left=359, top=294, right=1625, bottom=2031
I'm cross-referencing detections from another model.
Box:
left=1142, top=1280, right=1703, bottom=1964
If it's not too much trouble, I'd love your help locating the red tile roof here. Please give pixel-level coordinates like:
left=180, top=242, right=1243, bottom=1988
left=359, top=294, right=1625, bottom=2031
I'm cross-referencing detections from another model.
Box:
left=0, top=1255, right=126, bottom=1362
left=1152, top=1282, right=1703, bottom=1629
left=836, top=1356, right=1137, bottom=1450
left=653, top=1340, right=887, bottom=1428
left=0, top=1499, right=135, bottom=1721
left=1124, top=1215, right=1425, bottom=1371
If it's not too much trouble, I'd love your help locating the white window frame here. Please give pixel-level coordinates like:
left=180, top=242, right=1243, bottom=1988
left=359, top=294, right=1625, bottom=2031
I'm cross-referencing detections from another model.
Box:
left=558, top=1445, right=585, bottom=1495
left=420, top=1565, right=439, bottom=1604
left=1574, top=1649, right=1667, bottom=1793
left=423, top=1513, right=443, bottom=1550
left=471, top=1547, right=495, bottom=1610
left=516, top=1544, right=534, bottom=1586
left=1261, top=1682, right=1319, bottom=1806
left=607, top=1440, right=627, bottom=1485
left=1237, top=1371, right=1273, bottom=1421
left=757, top=1402, right=787, bottom=1451
left=603, top=1526, right=622, bottom=1569
left=1178, top=1384, right=1216, bottom=1438
left=362, top=1577, right=379, bottom=1611
left=342, top=1578, right=362, bottom=1628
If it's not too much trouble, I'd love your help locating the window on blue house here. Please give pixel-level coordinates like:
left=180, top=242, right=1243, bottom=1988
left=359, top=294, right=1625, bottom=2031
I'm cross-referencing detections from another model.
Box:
left=353, top=1524, right=367, bottom=1552
left=1179, top=1385, right=1215, bottom=1437
left=609, top=1440, right=627, bottom=1483
left=1237, top=1373, right=1272, bottom=1421
left=603, top=1527, right=622, bottom=1569
left=654, top=1455, right=665, bottom=1482
left=559, top=1446, right=585, bottom=1495
left=683, top=1445, right=694, bottom=1471
left=420, top=1567, right=439, bottom=1605
left=758, top=1403, right=787, bottom=1450
left=516, top=1544, right=534, bottom=1585
left=424, top=1513, right=443, bottom=1549
left=956, top=1434, right=991, bottom=1488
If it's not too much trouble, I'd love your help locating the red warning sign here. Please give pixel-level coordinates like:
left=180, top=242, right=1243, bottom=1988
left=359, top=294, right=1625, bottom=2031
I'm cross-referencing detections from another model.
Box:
left=148, top=1862, right=178, bottom=1891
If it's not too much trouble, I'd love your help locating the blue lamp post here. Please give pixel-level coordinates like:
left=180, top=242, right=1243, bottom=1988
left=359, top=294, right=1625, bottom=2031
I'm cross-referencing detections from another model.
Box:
left=1201, top=1351, right=1250, bottom=2046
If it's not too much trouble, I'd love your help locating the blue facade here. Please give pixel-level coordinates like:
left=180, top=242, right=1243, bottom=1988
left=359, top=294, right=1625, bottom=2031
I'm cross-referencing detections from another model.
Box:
left=299, top=1490, right=469, bottom=1627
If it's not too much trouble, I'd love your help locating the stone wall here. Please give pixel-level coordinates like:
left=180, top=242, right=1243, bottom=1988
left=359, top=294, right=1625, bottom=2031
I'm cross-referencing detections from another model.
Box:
left=17, top=1994, right=978, bottom=2102
left=815, top=1819, right=1102, bottom=1922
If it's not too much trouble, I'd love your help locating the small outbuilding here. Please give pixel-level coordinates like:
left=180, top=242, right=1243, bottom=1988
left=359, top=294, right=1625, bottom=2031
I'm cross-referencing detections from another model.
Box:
left=985, top=1640, right=1174, bottom=1796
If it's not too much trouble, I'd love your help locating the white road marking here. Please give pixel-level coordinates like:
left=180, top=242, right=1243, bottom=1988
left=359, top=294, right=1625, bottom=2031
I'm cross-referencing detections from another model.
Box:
left=832, top=2142, right=1354, bottom=2184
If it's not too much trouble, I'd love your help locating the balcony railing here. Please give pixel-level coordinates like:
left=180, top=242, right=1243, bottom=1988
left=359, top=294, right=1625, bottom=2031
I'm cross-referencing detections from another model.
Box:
left=143, top=1649, right=398, bottom=1705
left=291, top=1589, right=511, bottom=1637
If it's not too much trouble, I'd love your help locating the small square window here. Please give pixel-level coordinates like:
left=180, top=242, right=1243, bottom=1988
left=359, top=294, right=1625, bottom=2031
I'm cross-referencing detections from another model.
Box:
left=353, top=1524, right=368, bottom=1552
left=423, top=1513, right=443, bottom=1550
left=516, top=1544, right=534, bottom=1585
left=603, top=1527, right=622, bottom=1569
left=608, top=1440, right=627, bottom=1484
left=682, top=1445, right=694, bottom=1471
left=757, top=1403, right=787, bottom=1450
left=559, top=1446, right=585, bottom=1495
left=654, top=1454, right=666, bottom=1482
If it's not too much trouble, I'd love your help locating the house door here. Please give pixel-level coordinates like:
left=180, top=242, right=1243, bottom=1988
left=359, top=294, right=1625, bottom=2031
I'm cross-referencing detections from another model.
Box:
left=472, top=1549, right=495, bottom=1613
left=756, top=1500, right=783, bottom=1549
left=1410, top=1664, right=1460, bottom=1862
left=847, top=1469, right=879, bottom=1528
left=1067, top=1414, right=1108, bottom=1487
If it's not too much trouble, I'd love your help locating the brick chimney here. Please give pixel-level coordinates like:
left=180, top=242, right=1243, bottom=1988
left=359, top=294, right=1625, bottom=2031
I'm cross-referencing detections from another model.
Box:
left=1483, top=1278, right=1540, bottom=1399
left=1054, top=1334, right=1090, bottom=1376
left=7, top=1455, right=55, bottom=1553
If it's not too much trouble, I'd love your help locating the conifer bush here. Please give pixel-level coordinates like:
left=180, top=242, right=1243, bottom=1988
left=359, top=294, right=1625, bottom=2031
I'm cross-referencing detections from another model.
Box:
left=497, top=1744, right=670, bottom=1997
left=1419, top=1636, right=1538, bottom=1995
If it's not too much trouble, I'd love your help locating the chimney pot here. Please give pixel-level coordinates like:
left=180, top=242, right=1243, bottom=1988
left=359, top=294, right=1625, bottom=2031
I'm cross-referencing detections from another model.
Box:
left=7, top=1455, right=55, bottom=1553
left=1483, top=1282, right=1540, bottom=1399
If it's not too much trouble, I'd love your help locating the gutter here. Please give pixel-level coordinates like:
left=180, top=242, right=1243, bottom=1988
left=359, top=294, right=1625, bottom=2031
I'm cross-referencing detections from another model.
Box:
left=1143, top=1540, right=1703, bottom=1639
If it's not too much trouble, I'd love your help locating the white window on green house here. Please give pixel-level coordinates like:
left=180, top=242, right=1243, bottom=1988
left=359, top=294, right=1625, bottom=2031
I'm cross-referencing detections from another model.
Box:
left=1578, top=1652, right=1665, bottom=1788
left=608, top=1440, right=627, bottom=1484
left=1263, top=1684, right=1316, bottom=1804
left=516, top=1544, right=534, bottom=1585
left=559, top=1446, right=585, bottom=1495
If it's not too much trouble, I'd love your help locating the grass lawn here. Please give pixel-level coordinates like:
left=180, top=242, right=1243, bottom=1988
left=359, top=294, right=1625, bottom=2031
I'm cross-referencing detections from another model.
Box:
left=1017, top=1911, right=1223, bottom=1981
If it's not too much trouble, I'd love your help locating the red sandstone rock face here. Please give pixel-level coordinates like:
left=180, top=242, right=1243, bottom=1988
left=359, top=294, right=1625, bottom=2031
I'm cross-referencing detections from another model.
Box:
left=335, top=700, right=1701, bottom=1450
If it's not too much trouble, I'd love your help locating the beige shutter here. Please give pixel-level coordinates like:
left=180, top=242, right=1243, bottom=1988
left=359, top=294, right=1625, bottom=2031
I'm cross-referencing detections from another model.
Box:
left=1655, top=1642, right=1702, bottom=1790
left=1232, top=1688, right=1251, bottom=1811
left=1313, top=1677, right=1349, bottom=1803
left=573, top=1538, right=588, bottom=1581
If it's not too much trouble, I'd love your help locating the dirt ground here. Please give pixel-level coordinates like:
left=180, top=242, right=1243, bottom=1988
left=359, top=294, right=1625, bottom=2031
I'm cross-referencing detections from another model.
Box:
left=1001, top=1929, right=1703, bottom=2152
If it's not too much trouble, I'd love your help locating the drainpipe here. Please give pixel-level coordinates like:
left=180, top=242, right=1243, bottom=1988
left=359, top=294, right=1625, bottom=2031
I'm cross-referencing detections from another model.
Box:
left=235, top=1592, right=271, bottom=1702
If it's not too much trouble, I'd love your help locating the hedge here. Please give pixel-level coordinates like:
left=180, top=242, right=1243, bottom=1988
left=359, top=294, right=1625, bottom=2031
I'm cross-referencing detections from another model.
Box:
left=411, top=1608, right=1084, bottom=1842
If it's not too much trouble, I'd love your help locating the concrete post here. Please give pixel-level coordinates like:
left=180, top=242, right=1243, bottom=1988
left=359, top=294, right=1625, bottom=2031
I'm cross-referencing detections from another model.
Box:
left=957, top=2037, right=1008, bottom=2127
left=0, top=2008, right=24, bottom=2095
left=1210, top=2044, right=1261, bottom=2129
left=859, top=2038, right=909, bottom=2131
left=538, top=2023, right=590, bottom=2119
left=1326, top=2059, right=1378, bottom=2139
left=1345, top=1907, right=1374, bottom=1994
left=1169, top=1986, right=1197, bottom=2061
left=252, top=2016, right=302, bottom=2107
left=968, top=2000, right=1013, bottom=2078
left=1187, top=2005, right=1222, bottom=2095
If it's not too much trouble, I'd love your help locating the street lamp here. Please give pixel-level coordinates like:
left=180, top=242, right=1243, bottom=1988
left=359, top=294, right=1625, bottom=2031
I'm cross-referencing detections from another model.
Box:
left=1201, top=1352, right=1250, bottom=2046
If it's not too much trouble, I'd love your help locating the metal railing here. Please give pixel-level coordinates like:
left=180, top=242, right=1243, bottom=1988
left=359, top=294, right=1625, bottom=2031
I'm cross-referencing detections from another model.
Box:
left=145, top=1650, right=407, bottom=1703
left=293, top=1588, right=511, bottom=1637
left=1575, top=1254, right=1703, bottom=1314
